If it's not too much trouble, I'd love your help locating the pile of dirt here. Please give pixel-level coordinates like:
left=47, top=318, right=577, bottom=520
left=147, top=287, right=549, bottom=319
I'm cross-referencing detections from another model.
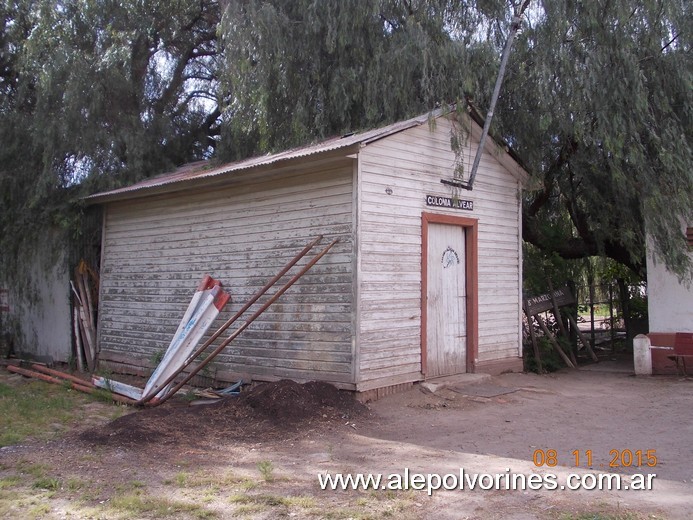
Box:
left=241, top=380, right=362, bottom=421
left=79, top=379, right=368, bottom=448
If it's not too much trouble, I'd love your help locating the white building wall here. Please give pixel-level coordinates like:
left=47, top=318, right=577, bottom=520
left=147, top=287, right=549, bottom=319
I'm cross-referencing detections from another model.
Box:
left=2, top=234, right=72, bottom=363
left=647, top=238, right=693, bottom=333
left=356, top=116, right=523, bottom=387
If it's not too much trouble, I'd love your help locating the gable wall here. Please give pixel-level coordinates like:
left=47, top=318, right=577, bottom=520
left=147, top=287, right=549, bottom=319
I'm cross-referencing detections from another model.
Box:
left=356, top=117, right=522, bottom=388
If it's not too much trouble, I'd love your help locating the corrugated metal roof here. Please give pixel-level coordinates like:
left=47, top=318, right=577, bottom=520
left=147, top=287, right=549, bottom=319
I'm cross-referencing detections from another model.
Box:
left=86, top=111, right=435, bottom=203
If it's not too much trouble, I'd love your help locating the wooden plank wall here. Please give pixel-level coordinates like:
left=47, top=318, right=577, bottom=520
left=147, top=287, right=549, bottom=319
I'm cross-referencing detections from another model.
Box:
left=357, top=116, right=522, bottom=388
left=98, top=162, right=355, bottom=386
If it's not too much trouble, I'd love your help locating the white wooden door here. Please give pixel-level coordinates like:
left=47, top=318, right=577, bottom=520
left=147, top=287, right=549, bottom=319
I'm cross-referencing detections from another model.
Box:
left=426, top=223, right=467, bottom=376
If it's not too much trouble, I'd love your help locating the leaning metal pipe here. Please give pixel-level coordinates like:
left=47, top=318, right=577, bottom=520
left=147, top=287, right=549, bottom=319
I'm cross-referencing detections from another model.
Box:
left=30, top=364, right=96, bottom=387
left=465, top=13, right=524, bottom=190
left=135, top=235, right=324, bottom=405
left=151, top=238, right=340, bottom=407
left=7, top=365, right=137, bottom=405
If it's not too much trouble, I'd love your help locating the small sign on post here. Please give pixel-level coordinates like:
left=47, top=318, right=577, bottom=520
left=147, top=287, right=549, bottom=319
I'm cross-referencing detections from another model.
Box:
left=523, top=286, right=575, bottom=316
left=524, top=285, right=598, bottom=369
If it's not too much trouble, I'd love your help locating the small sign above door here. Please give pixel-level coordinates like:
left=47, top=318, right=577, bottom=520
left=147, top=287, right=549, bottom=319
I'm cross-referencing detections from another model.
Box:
left=425, top=195, right=473, bottom=211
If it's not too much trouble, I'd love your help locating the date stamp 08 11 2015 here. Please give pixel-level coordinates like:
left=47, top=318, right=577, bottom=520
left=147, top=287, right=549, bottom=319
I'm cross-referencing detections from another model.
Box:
left=532, top=449, right=658, bottom=469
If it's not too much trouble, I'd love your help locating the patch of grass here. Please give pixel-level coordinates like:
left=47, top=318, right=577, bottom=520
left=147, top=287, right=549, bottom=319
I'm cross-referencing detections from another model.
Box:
left=237, top=478, right=259, bottom=491
left=557, top=513, right=646, bottom=520
left=318, top=509, right=379, bottom=520
left=32, top=476, right=61, bottom=491
left=65, top=477, right=85, bottom=492
left=173, top=469, right=246, bottom=494
left=16, top=461, right=49, bottom=478
left=0, top=488, right=56, bottom=518
left=0, top=379, right=114, bottom=446
left=313, top=491, right=420, bottom=520
left=150, top=350, right=165, bottom=366
left=181, top=390, right=198, bottom=402
left=79, top=452, right=101, bottom=463
left=109, top=405, right=129, bottom=421
left=108, top=492, right=216, bottom=518
left=73, top=483, right=105, bottom=504
left=229, top=494, right=284, bottom=516
left=229, top=493, right=317, bottom=513
left=184, top=471, right=222, bottom=488
left=173, top=471, right=189, bottom=486
left=91, top=387, right=116, bottom=403
left=229, top=493, right=288, bottom=507
left=232, top=503, right=266, bottom=516
left=0, top=489, right=22, bottom=514
left=283, top=495, right=317, bottom=508
left=256, top=460, right=274, bottom=482
left=27, top=502, right=51, bottom=518
left=0, top=475, right=23, bottom=489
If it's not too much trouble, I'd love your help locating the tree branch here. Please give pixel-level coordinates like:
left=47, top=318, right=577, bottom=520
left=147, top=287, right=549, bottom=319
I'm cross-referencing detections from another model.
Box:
left=661, top=32, right=679, bottom=52
left=523, top=210, right=644, bottom=275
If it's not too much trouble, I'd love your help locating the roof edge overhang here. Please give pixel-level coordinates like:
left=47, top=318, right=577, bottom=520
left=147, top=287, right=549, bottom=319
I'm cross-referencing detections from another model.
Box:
left=85, top=145, right=363, bottom=205
left=86, top=105, right=530, bottom=205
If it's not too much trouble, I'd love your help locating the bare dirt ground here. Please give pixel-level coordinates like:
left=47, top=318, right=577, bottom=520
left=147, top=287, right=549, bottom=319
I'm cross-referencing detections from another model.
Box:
left=1, top=359, right=692, bottom=519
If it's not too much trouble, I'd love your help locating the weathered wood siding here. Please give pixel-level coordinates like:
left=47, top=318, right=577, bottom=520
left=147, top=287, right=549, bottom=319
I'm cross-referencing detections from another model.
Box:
left=356, top=117, right=522, bottom=387
left=98, top=162, right=355, bottom=385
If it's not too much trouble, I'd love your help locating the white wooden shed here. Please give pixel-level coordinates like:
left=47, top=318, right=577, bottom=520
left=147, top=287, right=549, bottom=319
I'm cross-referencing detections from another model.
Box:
left=87, top=108, right=528, bottom=395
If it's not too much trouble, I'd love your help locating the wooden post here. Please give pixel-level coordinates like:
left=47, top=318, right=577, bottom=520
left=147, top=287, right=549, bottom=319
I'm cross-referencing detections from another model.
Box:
left=547, top=278, right=576, bottom=366
left=589, top=281, right=596, bottom=348
left=71, top=280, right=95, bottom=372
left=617, top=278, right=632, bottom=346
left=72, top=306, right=85, bottom=372
left=524, top=309, right=543, bottom=373
left=609, top=282, right=616, bottom=352
left=567, top=280, right=578, bottom=352
left=535, top=313, right=575, bottom=369
left=566, top=314, right=599, bottom=362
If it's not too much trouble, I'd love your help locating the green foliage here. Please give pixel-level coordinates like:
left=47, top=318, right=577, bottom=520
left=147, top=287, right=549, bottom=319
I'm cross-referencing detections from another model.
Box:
left=150, top=349, right=165, bottom=366
left=1, top=0, right=690, bottom=293
left=627, top=294, right=648, bottom=322
left=256, top=460, right=274, bottom=482
left=217, top=0, right=477, bottom=159
left=523, top=329, right=564, bottom=374
left=0, top=0, right=221, bottom=287
left=0, top=375, right=128, bottom=446
left=499, top=0, right=693, bottom=279
left=32, top=477, right=61, bottom=491
left=0, top=380, right=81, bottom=446
left=523, top=242, right=585, bottom=297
